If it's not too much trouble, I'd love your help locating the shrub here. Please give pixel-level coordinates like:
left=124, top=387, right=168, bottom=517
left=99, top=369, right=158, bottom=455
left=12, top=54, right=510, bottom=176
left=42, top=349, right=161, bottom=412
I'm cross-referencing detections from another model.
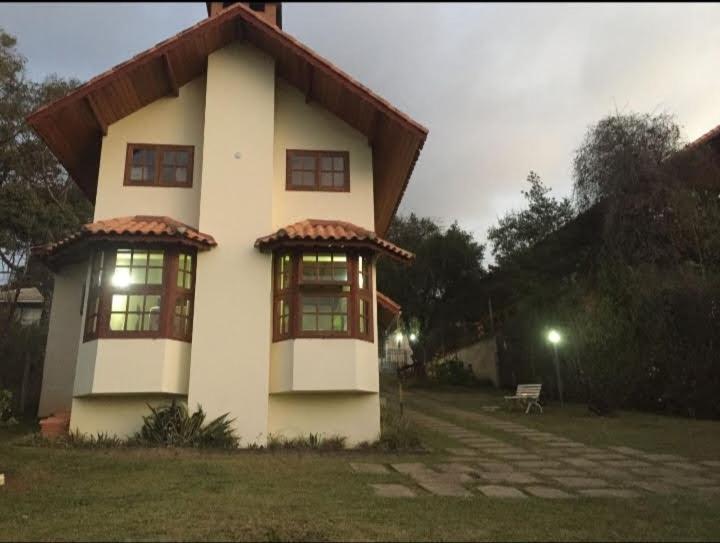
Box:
left=266, top=433, right=346, bottom=451
left=433, top=358, right=476, bottom=386
left=358, top=402, right=422, bottom=452
left=25, top=430, right=127, bottom=449
left=134, top=400, right=238, bottom=449
left=0, top=389, right=18, bottom=426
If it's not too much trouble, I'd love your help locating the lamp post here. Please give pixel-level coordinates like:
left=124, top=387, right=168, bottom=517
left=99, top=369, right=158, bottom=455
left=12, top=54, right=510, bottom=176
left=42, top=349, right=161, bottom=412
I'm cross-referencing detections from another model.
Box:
left=547, top=329, right=564, bottom=407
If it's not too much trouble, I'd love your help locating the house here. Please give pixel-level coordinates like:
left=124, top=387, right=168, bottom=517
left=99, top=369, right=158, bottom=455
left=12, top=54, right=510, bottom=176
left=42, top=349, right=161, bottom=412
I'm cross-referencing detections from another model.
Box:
left=0, top=287, right=44, bottom=326
left=28, top=2, right=426, bottom=446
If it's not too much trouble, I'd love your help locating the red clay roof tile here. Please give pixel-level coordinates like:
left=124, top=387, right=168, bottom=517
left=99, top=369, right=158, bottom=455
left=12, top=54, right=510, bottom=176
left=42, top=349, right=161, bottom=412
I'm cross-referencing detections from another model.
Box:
left=255, top=219, right=414, bottom=262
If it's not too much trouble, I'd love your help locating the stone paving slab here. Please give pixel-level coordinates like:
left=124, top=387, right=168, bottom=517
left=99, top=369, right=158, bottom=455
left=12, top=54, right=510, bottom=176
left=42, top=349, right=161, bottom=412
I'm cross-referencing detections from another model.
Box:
left=701, top=461, right=720, bottom=468
left=531, top=449, right=568, bottom=458
left=602, top=459, right=651, bottom=469
left=445, top=447, right=477, bottom=456
left=475, top=461, right=516, bottom=473
left=638, top=453, right=684, bottom=463
left=480, top=471, right=540, bottom=484
left=553, top=476, right=609, bottom=488
left=435, top=463, right=479, bottom=474
left=482, top=447, right=528, bottom=455
left=477, top=485, right=527, bottom=498
left=417, top=480, right=472, bottom=497
left=578, top=488, right=640, bottom=498
left=371, top=484, right=417, bottom=498
left=660, top=475, right=717, bottom=488
left=697, top=486, right=720, bottom=495
left=514, top=460, right=563, bottom=470
left=350, top=463, right=390, bottom=474
left=582, top=453, right=628, bottom=461
left=587, top=467, right=632, bottom=481
left=664, top=462, right=704, bottom=472
left=608, top=446, right=646, bottom=456
left=563, top=458, right=602, bottom=469
left=534, top=468, right=589, bottom=478
left=391, top=463, right=432, bottom=476
left=524, top=485, right=575, bottom=499
left=497, top=453, right=544, bottom=462
left=629, top=481, right=679, bottom=495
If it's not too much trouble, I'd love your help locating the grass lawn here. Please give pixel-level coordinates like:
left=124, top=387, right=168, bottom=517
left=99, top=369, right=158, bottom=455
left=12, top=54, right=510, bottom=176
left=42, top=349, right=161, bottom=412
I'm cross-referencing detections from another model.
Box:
left=1, top=390, right=719, bottom=541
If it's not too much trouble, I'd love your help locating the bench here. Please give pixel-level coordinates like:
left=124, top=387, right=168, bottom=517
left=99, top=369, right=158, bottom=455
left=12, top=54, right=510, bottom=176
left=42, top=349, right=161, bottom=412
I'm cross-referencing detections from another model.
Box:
left=504, top=384, right=543, bottom=414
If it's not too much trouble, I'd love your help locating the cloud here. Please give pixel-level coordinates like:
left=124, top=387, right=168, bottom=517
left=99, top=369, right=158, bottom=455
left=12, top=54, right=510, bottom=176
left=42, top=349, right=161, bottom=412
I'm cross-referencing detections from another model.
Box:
left=3, top=2, right=720, bottom=255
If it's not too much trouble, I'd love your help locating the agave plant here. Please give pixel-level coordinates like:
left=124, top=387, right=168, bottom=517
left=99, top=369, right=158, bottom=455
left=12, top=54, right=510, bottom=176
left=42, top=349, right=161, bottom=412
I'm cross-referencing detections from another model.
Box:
left=136, top=400, right=238, bottom=448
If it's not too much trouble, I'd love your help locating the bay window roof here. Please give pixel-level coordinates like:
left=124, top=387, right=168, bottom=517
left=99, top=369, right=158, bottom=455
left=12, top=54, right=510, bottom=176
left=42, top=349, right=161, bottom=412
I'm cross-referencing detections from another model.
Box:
left=33, top=215, right=217, bottom=267
left=254, top=219, right=414, bottom=263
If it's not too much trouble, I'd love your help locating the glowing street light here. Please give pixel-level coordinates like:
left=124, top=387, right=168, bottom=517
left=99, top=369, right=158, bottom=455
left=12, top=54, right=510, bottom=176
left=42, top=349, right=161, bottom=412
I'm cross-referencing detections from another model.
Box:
left=409, top=332, right=417, bottom=343
left=547, top=328, right=564, bottom=406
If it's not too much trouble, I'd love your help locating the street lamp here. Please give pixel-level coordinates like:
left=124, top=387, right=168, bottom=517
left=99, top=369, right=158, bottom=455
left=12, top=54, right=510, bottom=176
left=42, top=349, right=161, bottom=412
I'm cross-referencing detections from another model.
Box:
left=409, top=332, right=417, bottom=343
left=547, top=329, right=564, bottom=407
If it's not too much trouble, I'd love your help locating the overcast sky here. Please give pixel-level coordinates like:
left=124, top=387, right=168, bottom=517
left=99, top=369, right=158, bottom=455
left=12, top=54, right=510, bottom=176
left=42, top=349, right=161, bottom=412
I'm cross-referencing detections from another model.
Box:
left=2, top=2, right=720, bottom=253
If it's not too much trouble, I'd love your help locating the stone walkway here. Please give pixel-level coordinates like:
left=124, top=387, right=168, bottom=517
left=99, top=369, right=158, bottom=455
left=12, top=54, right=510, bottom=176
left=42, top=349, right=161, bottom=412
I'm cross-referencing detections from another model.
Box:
left=355, top=403, right=720, bottom=499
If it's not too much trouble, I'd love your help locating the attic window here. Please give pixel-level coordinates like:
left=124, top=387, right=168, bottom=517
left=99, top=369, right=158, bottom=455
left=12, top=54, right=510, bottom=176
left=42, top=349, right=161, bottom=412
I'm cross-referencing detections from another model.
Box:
left=286, top=150, right=350, bottom=192
left=124, top=144, right=194, bottom=188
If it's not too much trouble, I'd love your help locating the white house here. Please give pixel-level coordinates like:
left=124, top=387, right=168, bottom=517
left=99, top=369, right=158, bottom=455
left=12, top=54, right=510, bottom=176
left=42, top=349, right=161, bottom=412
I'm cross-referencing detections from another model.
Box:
left=29, top=2, right=426, bottom=446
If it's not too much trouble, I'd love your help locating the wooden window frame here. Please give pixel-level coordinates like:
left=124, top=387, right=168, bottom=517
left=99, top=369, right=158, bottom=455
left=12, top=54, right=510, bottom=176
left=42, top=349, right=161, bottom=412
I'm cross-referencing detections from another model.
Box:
left=124, top=143, right=195, bottom=188
left=82, top=245, right=197, bottom=342
left=285, top=150, right=350, bottom=192
left=271, top=250, right=374, bottom=342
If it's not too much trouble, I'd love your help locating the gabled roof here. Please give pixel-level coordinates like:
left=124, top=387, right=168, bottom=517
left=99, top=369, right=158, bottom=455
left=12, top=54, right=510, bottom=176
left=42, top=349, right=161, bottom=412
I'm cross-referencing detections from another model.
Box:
left=33, top=216, right=217, bottom=264
left=255, top=219, right=414, bottom=262
left=26, top=3, right=428, bottom=236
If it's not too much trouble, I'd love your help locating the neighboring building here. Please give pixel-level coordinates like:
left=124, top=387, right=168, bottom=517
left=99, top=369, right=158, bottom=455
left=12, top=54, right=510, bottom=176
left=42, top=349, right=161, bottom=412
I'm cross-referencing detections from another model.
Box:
left=29, top=3, right=427, bottom=445
left=0, top=287, right=44, bottom=326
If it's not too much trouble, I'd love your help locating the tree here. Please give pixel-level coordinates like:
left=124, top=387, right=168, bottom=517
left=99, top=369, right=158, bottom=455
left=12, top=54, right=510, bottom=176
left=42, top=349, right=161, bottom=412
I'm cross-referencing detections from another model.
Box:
left=487, top=171, right=574, bottom=266
left=377, top=214, right=486, bottom=376
left=0, top=28, right=92, bottom=414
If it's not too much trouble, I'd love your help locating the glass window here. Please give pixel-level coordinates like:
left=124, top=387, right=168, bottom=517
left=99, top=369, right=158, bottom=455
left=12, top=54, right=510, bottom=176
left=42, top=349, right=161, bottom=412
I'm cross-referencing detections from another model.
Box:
left=301, top=252, right=348, bottom=283
left=83, top=251, right=105, bottom=340
left=287, top=150, right=349, bottom=191
left=111, top=249, right=164, bottom=288
left=359, top=298, right=369, bottom=335
left=177, top=253, right=193, bottom=290
left=125, top=144, right=194, bottom=187
left=301, top=295, right=348, bottom=333
left=172, top=295, right=193, bottom=341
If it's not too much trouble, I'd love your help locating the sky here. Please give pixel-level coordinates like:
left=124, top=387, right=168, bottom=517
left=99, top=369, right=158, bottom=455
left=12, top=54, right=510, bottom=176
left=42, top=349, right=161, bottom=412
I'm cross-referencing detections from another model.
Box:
left=2, top=2, right=720, bottom=255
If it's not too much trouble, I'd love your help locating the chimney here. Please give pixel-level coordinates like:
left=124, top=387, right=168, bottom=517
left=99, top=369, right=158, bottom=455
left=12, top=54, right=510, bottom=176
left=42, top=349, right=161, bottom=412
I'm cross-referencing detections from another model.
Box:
left=206, top=2, right=283, bottom=29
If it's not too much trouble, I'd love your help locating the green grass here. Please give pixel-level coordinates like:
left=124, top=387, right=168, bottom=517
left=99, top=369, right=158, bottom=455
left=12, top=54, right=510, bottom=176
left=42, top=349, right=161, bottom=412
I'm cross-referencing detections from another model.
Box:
left=1, top=391, right=720, bottom=541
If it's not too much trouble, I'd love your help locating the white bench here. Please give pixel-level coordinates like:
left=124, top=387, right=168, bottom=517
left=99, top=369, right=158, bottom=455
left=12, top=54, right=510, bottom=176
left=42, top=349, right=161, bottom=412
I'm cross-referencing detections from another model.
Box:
left=504, top=384, right=543, bottom=414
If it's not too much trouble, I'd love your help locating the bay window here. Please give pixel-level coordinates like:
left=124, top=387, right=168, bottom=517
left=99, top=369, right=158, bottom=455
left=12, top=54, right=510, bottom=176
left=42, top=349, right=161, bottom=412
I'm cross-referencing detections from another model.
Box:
left=83, top=246, right=196, bottom=342
left=272, top=250, right=373, bottom=342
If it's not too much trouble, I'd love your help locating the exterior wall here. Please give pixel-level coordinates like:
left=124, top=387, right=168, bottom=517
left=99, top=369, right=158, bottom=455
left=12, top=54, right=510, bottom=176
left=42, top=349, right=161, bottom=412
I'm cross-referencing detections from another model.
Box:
left=37, top=261, right=86, bottom=417
left=70, top=395, right=183, bottom=438
left=434, top=338, right=500, bottom=387
left=268, top=393, right=380, bottom=446
left=74, top=339, right=191, bottom=396
left=188, top=43, right=275, bottom=446
left=272, top=80, right=374, bottom=230
left=93, top=77, right=206, bottom=227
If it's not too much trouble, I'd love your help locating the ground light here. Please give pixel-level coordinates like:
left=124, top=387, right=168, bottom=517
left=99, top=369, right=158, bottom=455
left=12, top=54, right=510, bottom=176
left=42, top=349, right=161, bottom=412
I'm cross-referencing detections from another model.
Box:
left=546, top=328, right=564, bottom=406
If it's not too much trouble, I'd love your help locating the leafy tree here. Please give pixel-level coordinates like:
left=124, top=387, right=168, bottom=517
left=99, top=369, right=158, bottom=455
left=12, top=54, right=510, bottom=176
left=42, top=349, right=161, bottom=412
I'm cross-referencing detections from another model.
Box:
left=0, top=28, right=92, bottom=414
left=378, top=213, right=486, bottom=376
left=487, top=171, right=574, bottom=266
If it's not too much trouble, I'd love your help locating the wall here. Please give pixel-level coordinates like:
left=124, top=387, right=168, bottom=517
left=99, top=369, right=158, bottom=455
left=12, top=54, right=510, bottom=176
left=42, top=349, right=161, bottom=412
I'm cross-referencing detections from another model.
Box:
left=37, top=261, right=86, bottom=417
left=74, top=339, right=191, bottom=396
left=70, top=395, right=182, bottom=438
left=188, top=43, right=275, bottom=446
left=272, top=80, right=374, bottom=230
left=267, top=393, right=380, bottom=446
left=93, top=77, right=206, bottom=227
left=434, top=338, right=500, bottom=386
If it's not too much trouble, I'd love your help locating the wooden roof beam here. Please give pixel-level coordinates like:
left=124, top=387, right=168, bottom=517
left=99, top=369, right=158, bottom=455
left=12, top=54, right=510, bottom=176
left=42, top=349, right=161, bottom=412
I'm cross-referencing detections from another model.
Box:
left=305, top=64, right=314, bottom=104
left=162, top=53, right=179, bottom=98
left=85, top=95, right=107, bottom=137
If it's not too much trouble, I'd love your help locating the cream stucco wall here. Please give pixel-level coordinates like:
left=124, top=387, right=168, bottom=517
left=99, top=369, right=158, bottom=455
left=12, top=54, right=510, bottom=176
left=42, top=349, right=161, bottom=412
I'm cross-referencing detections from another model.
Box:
left=272, top=80, right=374, bottom=230
left=70, top=396, right=183, bottom=438
left=74, top=339, right=191, bottom=397
left=93, top=77, right=206, bottom=227
left=37, top=261, right=86, bottom=417
left=268, top=393, right=380, bottom=446
left=188, top=43, right=275, bottom=446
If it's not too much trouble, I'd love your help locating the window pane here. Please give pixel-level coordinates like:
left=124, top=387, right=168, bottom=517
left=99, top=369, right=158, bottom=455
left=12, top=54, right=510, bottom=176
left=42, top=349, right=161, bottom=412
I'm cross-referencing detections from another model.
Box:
left=162, top=166, right=175, bottom=182
left=145, top=150, right=156, bottom=165
left=320, top=157, right=332, bottom=170
left=318, top=254, right=332, bottom=262
left=143, top=167, right=154, bottom=180
left=318, top=315, right=332, bottom=331
left=291, top=156, right=304, bottom=169
left=302, top=171, right=315, bottom=186
left=302, top=315, right=317, bottom=331
left=302, top=156, right=316, bottom=169
left=128, top=295, right=144, bottom=312
left=184, top=274, right=192, bottom=290
left=302, top=264, right=316, bottom=281
left=132, top=251, right=148, bottom=266
left=291, top=171, right=303, bottom=186
left=333, top=268, right=348, bottom=282
left=130, top=167, right=144, bottom=181
left=303, top=254, right=317, bottom=263
left=175, top=168, right=188, bottom=183
left=319, top=266, right=332, bottom=282
left=144, top=295, right=161, bottom=312
left=147, top=268, right=163, bottom=285
left=109, top=313, right=126, bottom=331
left=126, top=313, right=141, bottom=331
left=142, top=312, right=160, bottom=332
left=164, top=151, right=176, bottom=165
left=176, top=151, right=188, bottom=166
left=320, top=172, right=333, bottom=186
left=116, top=250, right=132, bottom=267
left=132, top=149, right=145, bottom=164
left=333, top=173, right=345, bottom=187
left=149, top=252, right=164, bottom=267
left=131, top=267, right=147, bottom=285
left=332, top=315, right=347, bottom=332
left=333, top=156, right=344, bottom=170
left=333, top=254, right=347, bottom=262
left=111, top=295, right=127, bottom=312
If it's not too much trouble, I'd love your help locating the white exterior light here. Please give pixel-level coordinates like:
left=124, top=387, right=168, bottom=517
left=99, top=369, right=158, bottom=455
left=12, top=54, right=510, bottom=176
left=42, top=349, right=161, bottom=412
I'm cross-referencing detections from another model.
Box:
left=547, top=329, right=561, bottom=345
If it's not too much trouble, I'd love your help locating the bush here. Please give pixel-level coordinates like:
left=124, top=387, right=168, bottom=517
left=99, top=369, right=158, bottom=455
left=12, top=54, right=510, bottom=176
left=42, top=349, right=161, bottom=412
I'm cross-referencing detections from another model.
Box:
left=266, top=433, right=346, bottom=451
left=358, top=401, right=422, bottom=452
left=0, top=389, right=18, bottom=426
left=26, top=430, right=126, bottom=449
left=134, top=400, right=238, bottom=449
left=433, top=358, right=476, bottom=386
